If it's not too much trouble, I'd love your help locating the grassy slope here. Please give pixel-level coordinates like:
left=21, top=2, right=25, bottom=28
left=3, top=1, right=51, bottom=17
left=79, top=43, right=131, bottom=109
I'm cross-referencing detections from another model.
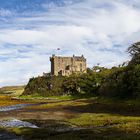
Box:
left=0, top=85, right=25, bottom=96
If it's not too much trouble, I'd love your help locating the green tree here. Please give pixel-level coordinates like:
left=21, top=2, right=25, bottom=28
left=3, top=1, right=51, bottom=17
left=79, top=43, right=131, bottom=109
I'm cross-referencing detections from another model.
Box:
left=128, top=42, right=140, bottom=65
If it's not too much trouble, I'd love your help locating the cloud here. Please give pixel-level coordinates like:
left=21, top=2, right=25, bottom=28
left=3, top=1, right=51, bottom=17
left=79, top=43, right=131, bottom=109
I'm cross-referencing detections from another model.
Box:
left=0, top=8, right=13, bottom=17
left=0, top=0, right=140, bottom=86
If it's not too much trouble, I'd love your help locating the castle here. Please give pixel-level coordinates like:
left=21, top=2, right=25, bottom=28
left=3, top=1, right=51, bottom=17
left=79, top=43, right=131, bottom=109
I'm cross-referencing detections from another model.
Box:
left=50, top=55, right=87, bottom=76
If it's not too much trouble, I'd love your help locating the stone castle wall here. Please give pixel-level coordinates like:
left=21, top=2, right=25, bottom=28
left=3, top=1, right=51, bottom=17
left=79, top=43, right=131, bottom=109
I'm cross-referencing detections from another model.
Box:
left=50, top=55, right=87, bottom=76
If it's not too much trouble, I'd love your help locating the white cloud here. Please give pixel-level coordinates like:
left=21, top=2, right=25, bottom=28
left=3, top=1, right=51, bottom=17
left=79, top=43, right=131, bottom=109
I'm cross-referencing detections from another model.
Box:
left=1, top=0, right=140, bottom=86
left=0, top=8, right=13, bottom=16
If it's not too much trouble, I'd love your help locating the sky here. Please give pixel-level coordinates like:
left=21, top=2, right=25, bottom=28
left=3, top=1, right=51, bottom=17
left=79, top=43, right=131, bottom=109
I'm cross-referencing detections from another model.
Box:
left=0, top=0, right=140, bottom=87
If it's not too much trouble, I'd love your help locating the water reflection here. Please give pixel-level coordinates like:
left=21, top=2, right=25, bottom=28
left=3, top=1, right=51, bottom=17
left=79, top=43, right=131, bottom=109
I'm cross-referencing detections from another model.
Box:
left=0, top=119, right=38, bottom=128
left=0, top=102, right=46, bottom=112
left=0, top=104, right=30, bottom=112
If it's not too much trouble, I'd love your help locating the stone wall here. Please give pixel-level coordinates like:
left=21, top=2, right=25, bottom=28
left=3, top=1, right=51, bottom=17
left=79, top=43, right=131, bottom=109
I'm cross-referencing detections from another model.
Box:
left=50, top=55, right=87, bottom=76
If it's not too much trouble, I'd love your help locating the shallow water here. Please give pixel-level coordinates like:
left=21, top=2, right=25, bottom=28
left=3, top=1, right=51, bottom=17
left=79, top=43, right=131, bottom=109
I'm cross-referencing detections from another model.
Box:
left=0, top=119, right=38, bottom=128
left=0, top=104, right=31, bottom=112
left=0, top=119, right=38, bottom=139
left=0, top=102, right=46, bottom=139
left=0, top=102, right=46, bottom=112
left=0, top=131, right=23, bottom=140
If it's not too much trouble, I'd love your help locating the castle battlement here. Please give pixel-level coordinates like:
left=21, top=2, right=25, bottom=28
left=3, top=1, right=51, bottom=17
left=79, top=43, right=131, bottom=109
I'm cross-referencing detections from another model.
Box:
left=50, top=55, right=87, bottom=76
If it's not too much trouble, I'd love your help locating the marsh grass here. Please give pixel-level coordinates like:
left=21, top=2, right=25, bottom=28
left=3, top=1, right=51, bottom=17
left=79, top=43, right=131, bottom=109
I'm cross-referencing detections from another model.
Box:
left=0, top=94, right=139, bottom=140
left=0, top=95, right=25, bottom=106
left=22, top=97, right=140, bottom=139
left=8, top=116, right=139, bottom=140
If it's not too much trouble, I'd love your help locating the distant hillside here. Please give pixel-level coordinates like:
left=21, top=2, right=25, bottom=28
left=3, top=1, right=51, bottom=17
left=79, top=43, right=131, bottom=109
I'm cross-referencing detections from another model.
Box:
left=0, top=85, right=25, bottom=96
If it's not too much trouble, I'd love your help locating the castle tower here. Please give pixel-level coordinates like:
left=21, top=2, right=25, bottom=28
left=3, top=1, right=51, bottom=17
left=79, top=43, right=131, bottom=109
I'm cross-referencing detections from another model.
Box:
left=50, top=55, right=87, bottom=76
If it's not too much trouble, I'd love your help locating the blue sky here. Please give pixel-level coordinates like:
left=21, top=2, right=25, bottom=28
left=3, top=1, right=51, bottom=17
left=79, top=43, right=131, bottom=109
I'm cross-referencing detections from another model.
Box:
left=0, top=0, right=140, bottom=87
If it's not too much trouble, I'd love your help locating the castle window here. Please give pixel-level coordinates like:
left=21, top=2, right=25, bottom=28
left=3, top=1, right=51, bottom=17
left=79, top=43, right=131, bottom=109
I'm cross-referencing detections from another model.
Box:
left=66, top=65, right=70, bottom=70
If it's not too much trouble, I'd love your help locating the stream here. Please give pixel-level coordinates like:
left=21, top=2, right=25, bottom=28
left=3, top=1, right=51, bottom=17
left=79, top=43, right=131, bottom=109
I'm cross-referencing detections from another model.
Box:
left=0, top=102, right=46, bottom=112
left=0, top=103, right=46, bottom=128
left=0, top=103, right=47, bottom=139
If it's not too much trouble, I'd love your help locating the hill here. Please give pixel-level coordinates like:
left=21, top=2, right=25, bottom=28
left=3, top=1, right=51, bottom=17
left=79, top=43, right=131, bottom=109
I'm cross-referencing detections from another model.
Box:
left=0, top=85, right=25, bottom=96
left=22, top=42, right=140, bottom=99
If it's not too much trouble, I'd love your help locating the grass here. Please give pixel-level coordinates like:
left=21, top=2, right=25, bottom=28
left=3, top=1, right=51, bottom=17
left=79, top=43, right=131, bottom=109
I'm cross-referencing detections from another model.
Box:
left=0, top=85, right=25, bottom=96
left=0, top=95, right=26, bottom=106
left=0, top=88, right=139, bottom=140
left=67, top=113, right=140, bottom=126
left=5, top=114, right=139, bottom=140
left=19, top=94, right=81, bottom=100
left=21, top=96, right=140, bottom=139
